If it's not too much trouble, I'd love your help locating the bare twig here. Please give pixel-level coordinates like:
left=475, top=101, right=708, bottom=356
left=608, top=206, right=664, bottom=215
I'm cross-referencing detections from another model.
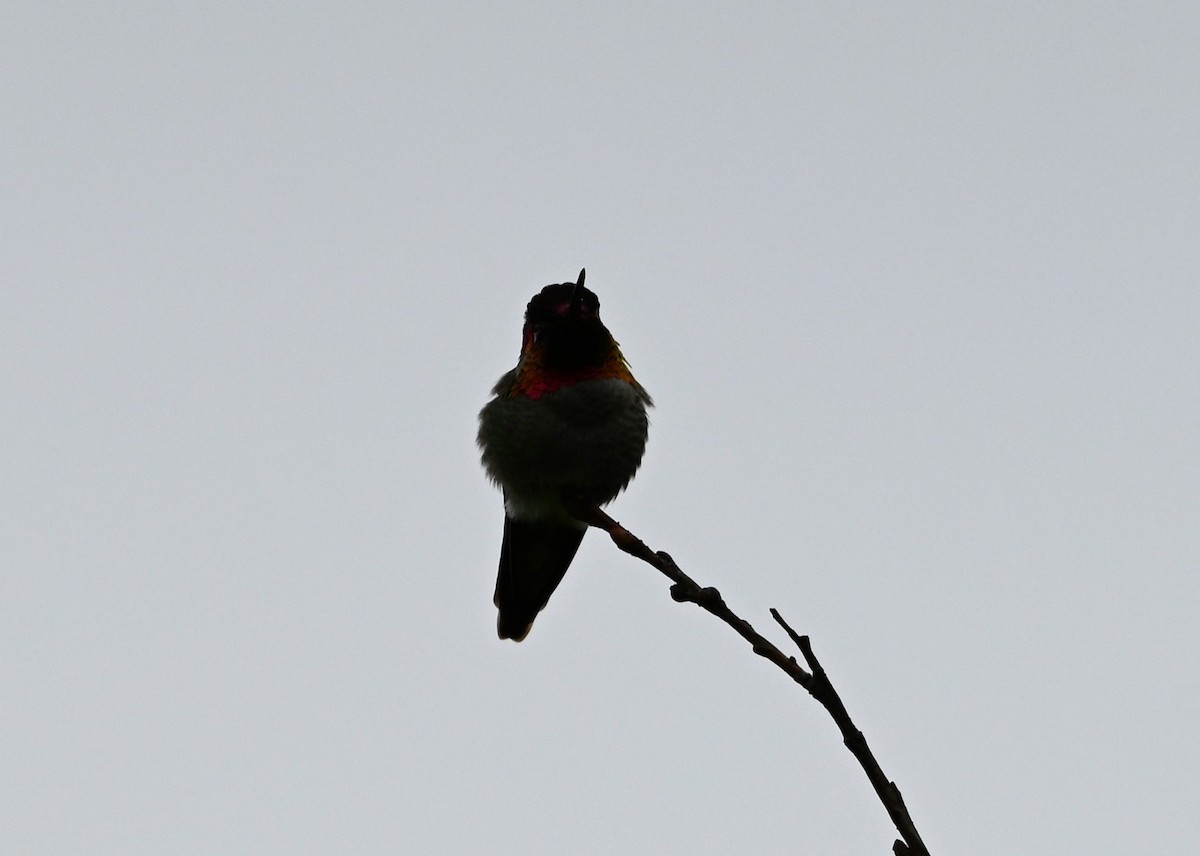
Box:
left=770, top=610, right=929, bottom=856
left=568, top=499, right=930, bottom=856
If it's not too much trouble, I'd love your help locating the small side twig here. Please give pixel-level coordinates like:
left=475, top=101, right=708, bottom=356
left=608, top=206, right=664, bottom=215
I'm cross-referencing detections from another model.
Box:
left=567, top=498, right=930, bottom=856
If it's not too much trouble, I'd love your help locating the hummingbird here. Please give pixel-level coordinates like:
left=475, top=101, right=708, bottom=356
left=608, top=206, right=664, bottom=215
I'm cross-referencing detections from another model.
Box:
left=478, top=269, right=652, bottom=641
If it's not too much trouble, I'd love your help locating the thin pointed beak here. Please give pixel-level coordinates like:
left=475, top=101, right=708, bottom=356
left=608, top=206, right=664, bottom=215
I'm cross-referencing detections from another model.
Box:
left=569, top=268, right=586, bottom=317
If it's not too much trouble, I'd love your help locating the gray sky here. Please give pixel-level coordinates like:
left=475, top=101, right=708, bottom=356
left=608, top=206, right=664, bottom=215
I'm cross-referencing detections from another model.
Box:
left=4, top=2, right=1198, bottom=854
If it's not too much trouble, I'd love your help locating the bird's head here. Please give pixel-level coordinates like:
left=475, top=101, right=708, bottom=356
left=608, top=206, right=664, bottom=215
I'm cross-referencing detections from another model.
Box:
left=520, top=269, right=613, bottom=371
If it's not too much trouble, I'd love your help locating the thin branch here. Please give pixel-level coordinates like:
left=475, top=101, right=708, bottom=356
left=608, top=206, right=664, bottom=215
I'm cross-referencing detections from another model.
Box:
left=771, top=610, right=930, bottom=856
left=568, top=499, right=930, bottom=856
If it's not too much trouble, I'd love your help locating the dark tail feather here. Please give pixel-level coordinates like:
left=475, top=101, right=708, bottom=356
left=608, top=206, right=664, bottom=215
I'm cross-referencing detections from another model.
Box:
left=494, top=516, right=586, bottom=641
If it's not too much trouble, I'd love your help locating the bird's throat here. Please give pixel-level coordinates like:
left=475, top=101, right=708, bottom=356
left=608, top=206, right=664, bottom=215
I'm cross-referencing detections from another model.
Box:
left=508, top=351, right=638, bottom=401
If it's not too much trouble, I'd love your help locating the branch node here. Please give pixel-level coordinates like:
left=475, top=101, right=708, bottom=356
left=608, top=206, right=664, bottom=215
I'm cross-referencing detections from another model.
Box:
left=696, top=586, right=723, bottom=609
left=668, top=583, right=694, bottom=603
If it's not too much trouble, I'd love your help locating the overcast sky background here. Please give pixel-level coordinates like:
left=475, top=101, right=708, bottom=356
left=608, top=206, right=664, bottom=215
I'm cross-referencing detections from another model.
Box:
left=4, top=2, right=1198, bottom=854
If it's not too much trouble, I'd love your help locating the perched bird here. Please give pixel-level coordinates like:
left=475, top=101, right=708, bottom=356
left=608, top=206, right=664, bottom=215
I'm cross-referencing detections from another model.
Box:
left=478, top=270, right=652, bottom=641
